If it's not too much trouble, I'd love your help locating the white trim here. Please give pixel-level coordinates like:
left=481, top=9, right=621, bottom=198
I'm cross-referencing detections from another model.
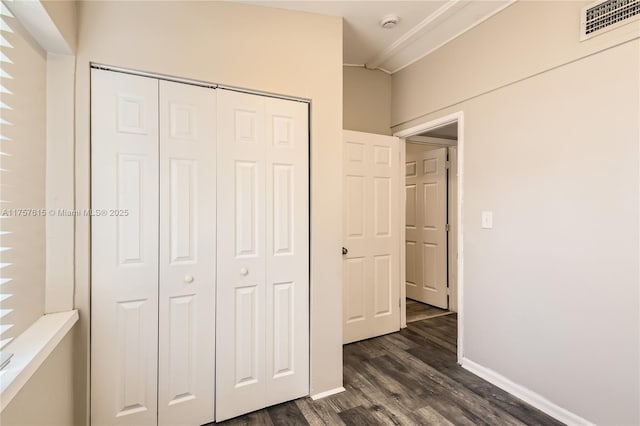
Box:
left=365, top=0, right=461, bottom=71
left=461, top=358, right=594, bottom=425
left=394, top=111, right=465, bottom=363
left=399, top=139, right=407, bottom=329
left=389, top=1, right=515, bottom=74
left=0, top=310, right=78, bottom=411
left=310, top=386, right=346, bottom=400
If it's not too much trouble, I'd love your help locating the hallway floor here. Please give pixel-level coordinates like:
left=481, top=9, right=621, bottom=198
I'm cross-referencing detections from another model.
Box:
left=406, top=298, right=451, bottom=323
left=216, top=315, right=562, bottom=425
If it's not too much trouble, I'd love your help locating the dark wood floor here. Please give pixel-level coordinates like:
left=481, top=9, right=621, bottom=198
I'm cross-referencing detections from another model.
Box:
left=406, top=298, right=451, bottom=323
left=215, top=315, right=562, bottom=426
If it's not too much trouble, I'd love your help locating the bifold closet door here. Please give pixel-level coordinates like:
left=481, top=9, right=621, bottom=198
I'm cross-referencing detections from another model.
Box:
left=91, top=70, right=216, bottom=426
left=91, top=70, right=160, bottom=426
left=216, top=90, right=309, bottom=421
left=158, top=81, right=216, bottom=425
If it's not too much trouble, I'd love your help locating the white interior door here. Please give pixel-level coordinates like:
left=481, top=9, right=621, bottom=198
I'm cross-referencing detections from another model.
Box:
left=343, top=130, right=400, bottom=344
left=158, top=81, right=216, bottom=425
left=91, top=70, right=159, bottom=426
left=405, top=146, right=448, bottom=308
left=216, top=89, right=309, bottom=421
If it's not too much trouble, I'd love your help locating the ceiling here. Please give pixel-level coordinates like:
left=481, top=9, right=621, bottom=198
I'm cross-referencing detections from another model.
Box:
left=235, top=0, right=514, bottom=74
left=421, top=122, right=458, bottom=140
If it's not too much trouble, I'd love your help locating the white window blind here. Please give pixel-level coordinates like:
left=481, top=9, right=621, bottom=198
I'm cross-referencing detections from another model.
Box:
left=0, top=0, right=47, bottom=363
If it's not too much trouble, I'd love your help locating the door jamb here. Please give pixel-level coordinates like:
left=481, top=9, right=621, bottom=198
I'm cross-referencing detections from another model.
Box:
left=393, top=111, right=464, bottom=364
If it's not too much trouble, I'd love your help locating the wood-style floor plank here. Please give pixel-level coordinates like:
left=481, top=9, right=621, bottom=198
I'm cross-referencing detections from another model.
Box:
left=406, top=299, right=450, bottom=323
left=215, top=315, right=563, bottom=426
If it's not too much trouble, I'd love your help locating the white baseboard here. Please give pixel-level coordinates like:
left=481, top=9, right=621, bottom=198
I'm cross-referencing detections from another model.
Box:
left=461, top=358, right=594, bottom=426
left=310, top=386, right=346, bottom=400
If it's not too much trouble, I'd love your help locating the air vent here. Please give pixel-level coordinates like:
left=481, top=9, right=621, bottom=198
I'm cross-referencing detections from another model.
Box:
left=581, top=0, right=640, bottom=40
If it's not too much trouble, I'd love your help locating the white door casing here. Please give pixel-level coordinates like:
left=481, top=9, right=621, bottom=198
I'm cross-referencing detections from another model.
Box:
left=158, top=81, right=216, bottom=425
left=405, top=147, right=448, bottom=308
left=342, top=130, right=400, bottom=344
left=215, top=89, right=309, bottom=421
left=448, top=146, right=458, bottom=313
left=91, top=70, right=159, bottom=426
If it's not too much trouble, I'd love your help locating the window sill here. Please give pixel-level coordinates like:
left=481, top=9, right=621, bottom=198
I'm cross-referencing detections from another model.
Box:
left=0, top=310, right=78, bottom=411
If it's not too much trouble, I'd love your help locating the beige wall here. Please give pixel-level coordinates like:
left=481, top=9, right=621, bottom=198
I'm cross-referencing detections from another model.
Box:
left=392, top=1, right=639, bottom=127
left=74, top=1, right=343, bottom=423
left=1, top=331, right=75, bottom=425
left=343, top=66, right=391, bottom=135
left=392, top=2, right=639, bottom=424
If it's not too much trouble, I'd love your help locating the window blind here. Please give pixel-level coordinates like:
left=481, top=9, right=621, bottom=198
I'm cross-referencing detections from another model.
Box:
left=0, top=0, right=47, bottom=360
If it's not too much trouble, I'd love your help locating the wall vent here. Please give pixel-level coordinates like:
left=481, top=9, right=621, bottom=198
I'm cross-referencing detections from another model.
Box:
left=581, top=0, right=640, bottom=40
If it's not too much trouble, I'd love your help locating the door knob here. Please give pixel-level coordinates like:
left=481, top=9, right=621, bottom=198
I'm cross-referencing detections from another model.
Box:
left=240, top=267, right=249, bottom=276
left=342, top=247, right=348, bottom=255
left=184, top=275, right=194, bottom=283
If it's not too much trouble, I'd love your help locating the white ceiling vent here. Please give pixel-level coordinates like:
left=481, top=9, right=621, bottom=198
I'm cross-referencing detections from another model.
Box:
left=581, top=0, right=640, bottom=40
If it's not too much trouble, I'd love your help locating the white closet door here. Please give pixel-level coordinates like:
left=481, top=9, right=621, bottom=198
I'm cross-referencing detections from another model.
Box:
left=216, top=90, right=309, bottom=421
left=158, top=81, right=216, bottom=425
left=216, top=90, right=267, bottom=421
left=264, top=97, right=309, bottom=406
left=91, top=70, right=159, bottom=426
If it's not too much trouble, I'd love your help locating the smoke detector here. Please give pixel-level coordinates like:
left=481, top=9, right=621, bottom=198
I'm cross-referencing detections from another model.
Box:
left=380, top=14, right=399, bottom=29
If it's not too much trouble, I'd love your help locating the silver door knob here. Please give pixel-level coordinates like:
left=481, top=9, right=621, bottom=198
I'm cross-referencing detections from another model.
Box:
left=184, top=275, right=194, bottom=283
left=240, top=267, right=249, bottom=276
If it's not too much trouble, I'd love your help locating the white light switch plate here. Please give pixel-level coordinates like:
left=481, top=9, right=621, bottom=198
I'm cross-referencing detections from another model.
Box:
left=481, top=211, right=493, bottom=229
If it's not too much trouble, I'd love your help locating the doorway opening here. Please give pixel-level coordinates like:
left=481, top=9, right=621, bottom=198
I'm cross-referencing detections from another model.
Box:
left=395, top=111, right=464, bottom=363
left=404, top=127, right=457, bottom=322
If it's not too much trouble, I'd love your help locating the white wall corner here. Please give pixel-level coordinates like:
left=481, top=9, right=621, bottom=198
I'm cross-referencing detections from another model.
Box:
left=4, top=0, right=73, bottom=55
left=461, top=358, right=595, bottom=426
left=44, top=53, right=76, bottom=313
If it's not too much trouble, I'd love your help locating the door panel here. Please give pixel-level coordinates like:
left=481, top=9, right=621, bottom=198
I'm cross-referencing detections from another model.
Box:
left=158, top=81, right=216, bottom=425
left=216, top=90, right=309, bottom=421
left=405, top=146, right=447, bottom=308
left=264, top=97, right=309, bottom=406
left=343, top=130, right=400, bottom=344
left=91, top=70, right=159, bottom=426
left=216, top=91, right=266, bottom=421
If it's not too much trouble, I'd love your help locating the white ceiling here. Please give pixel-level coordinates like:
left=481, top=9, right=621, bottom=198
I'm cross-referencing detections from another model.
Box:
left=235, top=0, right=514, bottom=74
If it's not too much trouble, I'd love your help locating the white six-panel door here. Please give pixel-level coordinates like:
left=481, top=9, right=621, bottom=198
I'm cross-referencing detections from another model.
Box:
left=405, top=147, right=448, bottom=308
left=215, top=90, right=309, bottom=421
left=342, top=130, right=400, bottom=344
left=92, top=71, right=309, bottom=425
left=91, top=70, right=160, bottom=426
left=158, top=80, right=216, bottom=425
left=92, top=72, right=217, bottom=426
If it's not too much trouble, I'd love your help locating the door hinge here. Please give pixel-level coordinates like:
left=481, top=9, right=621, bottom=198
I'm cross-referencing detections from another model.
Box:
left=445, top=223, right=450, bottom=232
left=399, top=298, right=401, bottom=308
left=445, top=160, right=451, bottom=169
left=446, top=287, right=451, bottom=295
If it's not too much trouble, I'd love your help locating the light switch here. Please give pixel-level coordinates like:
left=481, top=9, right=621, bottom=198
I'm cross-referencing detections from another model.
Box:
left=481, top=211, right=493, bottom=229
